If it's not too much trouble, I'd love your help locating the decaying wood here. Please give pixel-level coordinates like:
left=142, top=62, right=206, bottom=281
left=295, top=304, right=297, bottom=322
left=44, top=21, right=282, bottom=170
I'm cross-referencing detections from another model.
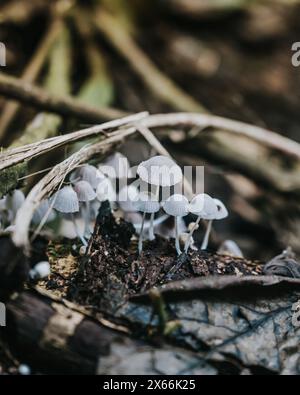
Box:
left=4, top=291, right=125, bottom=374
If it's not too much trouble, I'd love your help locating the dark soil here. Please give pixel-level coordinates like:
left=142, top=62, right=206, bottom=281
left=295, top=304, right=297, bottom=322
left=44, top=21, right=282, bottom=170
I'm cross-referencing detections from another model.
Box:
left=44, top=202, right=264, bottom=312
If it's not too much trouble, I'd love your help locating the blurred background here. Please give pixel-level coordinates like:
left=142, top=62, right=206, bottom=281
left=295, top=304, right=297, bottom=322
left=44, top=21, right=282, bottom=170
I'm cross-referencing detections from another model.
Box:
left=1, top=0, right=300, bottom=260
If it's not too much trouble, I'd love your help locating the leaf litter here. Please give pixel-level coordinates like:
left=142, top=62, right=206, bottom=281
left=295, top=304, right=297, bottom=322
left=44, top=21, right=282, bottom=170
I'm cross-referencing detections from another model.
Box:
left=39, top=203, right=300, bottom=374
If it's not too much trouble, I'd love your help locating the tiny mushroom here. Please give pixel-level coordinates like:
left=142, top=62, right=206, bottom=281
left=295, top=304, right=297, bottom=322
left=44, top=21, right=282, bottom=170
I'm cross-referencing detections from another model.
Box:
left=218, top=240, right=243, bottom=258
left=70, top=164, right=103, bottom=190
left=134, top=191, right=160, bottom=255
left=29, top=261, right=51, bottom=281
left=74, top=180, right=96, bottom=236
left=18, top=364, right=31, bottom=376
left=96, top=176, right=117, bottom=205
left=32, top=199, right=56, bottom=225
left=137, top=155, right=182, bottom=241
left=201, top=198, right=228, bottom=250
left=184, top=193, right=217, bottom=253
left=52, top=186, right=86, bottom=245
left=118, top=184, right=139, bottom=213
left=5, top=189, right=25, bottom=222
left=99, top=152, right=133, bottom=179
left=163, top=194, right=189, bottom=255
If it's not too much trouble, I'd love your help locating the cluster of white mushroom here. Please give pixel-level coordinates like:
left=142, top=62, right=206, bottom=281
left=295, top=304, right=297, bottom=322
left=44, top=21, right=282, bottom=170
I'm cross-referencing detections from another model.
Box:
left=128, top=155, right=229, bottom=255
left=0, top=153, right=229, bottom=258
left=51, top=162, right=119, bottom=245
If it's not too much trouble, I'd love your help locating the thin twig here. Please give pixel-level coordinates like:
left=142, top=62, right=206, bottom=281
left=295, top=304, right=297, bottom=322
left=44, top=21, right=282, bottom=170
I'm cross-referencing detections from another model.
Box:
left=140, top=113, right=300, bottom=161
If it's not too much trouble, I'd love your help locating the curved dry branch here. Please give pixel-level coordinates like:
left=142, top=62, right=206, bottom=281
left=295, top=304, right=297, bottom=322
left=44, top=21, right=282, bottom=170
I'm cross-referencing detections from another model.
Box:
left=0, top=72, right=127, bottom=124
left=12, top=128, right=137, bottom=251
left=140, top=113, right=300, bottom=161
left=0, top=112, right=148, bottom=171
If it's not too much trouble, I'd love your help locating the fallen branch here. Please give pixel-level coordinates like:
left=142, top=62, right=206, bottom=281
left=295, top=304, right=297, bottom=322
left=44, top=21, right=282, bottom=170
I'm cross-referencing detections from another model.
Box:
left=0, top=112, right=147, bottom=171
left=0, top=72, right=127, bottom=124
left=141, top=113, right=300, bottom=161
left=4, top=291, right=128, bottom=374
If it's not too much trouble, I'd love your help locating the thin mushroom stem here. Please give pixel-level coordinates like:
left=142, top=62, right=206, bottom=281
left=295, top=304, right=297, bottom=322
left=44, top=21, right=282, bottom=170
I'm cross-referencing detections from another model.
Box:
left=138, top=212, right=146, bottom=255
left=175, top=216, right=181, bottom=256
left=149, top=185, right=159, bottom=241
left=149, top=213, right=155, bottom=241
left=71, top=212, right=87, bottom=246
left=184, top=216, right=201, bottom=253
left=83, top=201, right=91, bottom=237
left=201, top=220, right=213, bottom=250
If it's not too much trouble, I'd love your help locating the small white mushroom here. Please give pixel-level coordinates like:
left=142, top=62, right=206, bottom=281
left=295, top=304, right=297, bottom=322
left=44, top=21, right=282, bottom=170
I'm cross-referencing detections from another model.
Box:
left=74, top=180, right=97, bottom=237
left=70, top=164, right=104, bottom=190
left=18, top=364, right=31, bottom=376
left=52, top=186, right=79, bottom=213
left=137, top=155, right=183, bottom=241
left=29, top=261, right=51, bottom=280
left=218, top=240, right=243, bottom=258
left=201, top=198, right=228, bottom=250
left=5, top=189, right=25, bottom=222
left=58, top=217, right=85, bottom=241
left=74, top=180, right=96, bottom=202
left=163, top=194, right=189, bottom=255
left=32, top=199, right=56, bottom=225
left=134, top=191, right=160, bottom=254
left=184, top=193, right=217, bottom=253
left=137, top=155, right=182, bottom=188
left=52, top=186, right=86, bottom=245
left=99, top=152, right=133, bottom=179
left=118, top=184, right=139, bottom=212
left=96, top=177, right=116, bottom=203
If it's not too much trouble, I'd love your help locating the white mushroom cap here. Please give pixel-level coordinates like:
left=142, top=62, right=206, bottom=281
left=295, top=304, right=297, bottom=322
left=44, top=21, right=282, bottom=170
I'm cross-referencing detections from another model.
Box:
left=118, top=184, right=139, bottom=212
left=32, top=199, right=56, bottom=224
left=70, top=164, right=104, bottom=189
left=18, top=364, right=31, bottom=376
left=137, top=155, right=182, bottom=187
left=163, top=194, right=189, bottom=217
left=96, top=177, right=116, bottom=202
left=189, top=193, right=218, bottom=219
left=135, top=191, right=160, bottom=214
left=5, top=189, right=25, bottom=217
left=74, top=180, right=96, bottom=202
left=52, top=186, right=79, bottom=213
left=29, top=261, right=51, bottom=280
left=218, top=240, right=243, bottom=258
left=99, top=152, right=133, bottom=178
left=214, top=198, right=229, bottom=220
